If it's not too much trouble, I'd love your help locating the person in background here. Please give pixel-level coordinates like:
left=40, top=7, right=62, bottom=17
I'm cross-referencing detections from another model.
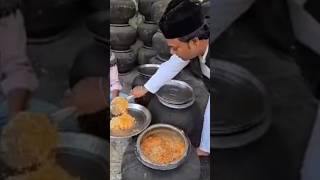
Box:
left=110, top=51, right=122, bottom=100
left=64, top=39, right=109, bottom=117
left=0, top=0, right=38, bottom=119
left=63, top=42, right=108, bottom=139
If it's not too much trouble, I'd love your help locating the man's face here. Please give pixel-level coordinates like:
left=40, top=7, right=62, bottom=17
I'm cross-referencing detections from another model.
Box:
left=166, top=38, right=202, bottom=61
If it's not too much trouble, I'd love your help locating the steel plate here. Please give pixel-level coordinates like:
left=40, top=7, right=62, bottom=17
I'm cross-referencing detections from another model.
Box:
left=156, top=80, right=194, bottom=105
left=137, top=64, right=160, bottom=77
left=110, top=103, right=152, bottom=139
left=158, top=96, right=195, bottom=109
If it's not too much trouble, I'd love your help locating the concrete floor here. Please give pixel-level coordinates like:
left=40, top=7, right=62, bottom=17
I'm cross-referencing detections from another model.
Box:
left=110, top=70, right=137, bottom=180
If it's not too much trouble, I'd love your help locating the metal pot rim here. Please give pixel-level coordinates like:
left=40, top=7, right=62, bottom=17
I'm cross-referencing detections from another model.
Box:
left=56, top=132, right=108, bottom=162
left=155, top=55, right=169, bottom=62
left=142, top=45, right=153, bottom=49
left=157, top=96, right=195, bottom=109
left=110, top=23, right=130, bottom=27
left=136, top=123, right=190, bottom=170
left=111, top=49, right=133, bottom=53
left=144, top=20, right=157, bottom=24
left=137, top=64, right=160, bottom=77
left=156, top=80, right=195, bottom=105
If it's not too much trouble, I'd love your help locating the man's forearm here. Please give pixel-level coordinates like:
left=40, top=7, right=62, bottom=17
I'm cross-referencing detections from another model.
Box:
left=144, top=55, right=189, bottom=93
left=7, top=89, right=30, bottom=118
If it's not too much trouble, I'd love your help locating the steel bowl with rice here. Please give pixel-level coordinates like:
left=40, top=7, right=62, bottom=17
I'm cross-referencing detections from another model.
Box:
left=136, top=124, right=190, bottom=170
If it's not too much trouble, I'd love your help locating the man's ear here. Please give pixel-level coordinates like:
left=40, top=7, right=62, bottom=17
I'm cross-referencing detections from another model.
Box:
left=188, top=38, right=200, bottom=48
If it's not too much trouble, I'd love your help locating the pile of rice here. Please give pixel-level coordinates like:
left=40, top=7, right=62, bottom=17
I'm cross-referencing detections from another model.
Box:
left=110, top=113, right=135, bottom=131
left=110, top=97, right=128, bottom=116
left=141, top=131, right=186, bottom=165
left=110, top=97, right=135, bottom=131
left=1, top=112, right=58, bottom=169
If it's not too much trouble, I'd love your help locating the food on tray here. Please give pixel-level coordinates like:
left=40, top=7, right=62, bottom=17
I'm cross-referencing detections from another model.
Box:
left=140, top=131, right=186, bottom=165
left=1, top=112, right=58, bottom=169
left=6, top=161, right=79, bottom=180
left=111, top=97, right=129, bottom=116
left=110, top=113, right=135, bottom=131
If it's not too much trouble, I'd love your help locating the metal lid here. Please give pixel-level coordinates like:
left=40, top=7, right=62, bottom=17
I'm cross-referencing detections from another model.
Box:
left=57, top=132, right=108, bottom=161
left=137, top=64, right=160, bottom=77
left=158, top=96, right=195, bottom=109
left=156, top=80, right=194, bottom=105
left=110, top=103, right=152, bottom=139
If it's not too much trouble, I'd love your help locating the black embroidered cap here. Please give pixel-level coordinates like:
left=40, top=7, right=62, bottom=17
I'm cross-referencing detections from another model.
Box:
left=159, top=0, right=204, bottom=39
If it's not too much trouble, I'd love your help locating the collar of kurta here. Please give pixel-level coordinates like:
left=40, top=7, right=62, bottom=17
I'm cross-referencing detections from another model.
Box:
left=198, top=45, right=210, bottom=79
left=198, top=45, right=209, bottom=64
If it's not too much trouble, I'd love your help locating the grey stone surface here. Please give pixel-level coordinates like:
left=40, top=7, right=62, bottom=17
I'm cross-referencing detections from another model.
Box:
left=110, top=138, right=131, bottom=180
left=111, top=69, right=138, bottom=180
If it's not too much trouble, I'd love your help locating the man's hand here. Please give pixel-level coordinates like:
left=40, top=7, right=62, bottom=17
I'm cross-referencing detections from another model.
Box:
left=111, top=90, right=120, bottom=100
left=63, top=77, right=107, bottom=116
left=131, top=86, right=148, bottom=98
left=196, top=147, right=210, bottom=157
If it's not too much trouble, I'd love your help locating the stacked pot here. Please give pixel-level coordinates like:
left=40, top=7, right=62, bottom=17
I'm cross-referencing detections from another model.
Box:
left=201, top=0, right=210, bottom=21
left=149, top=0, right=172, bottom=64
left=136, top=0, right=159, bottom=65
left=86, top=6, right=109, bottom=45
left=150, top=30, right=171, bottom=64
left=22, top=0, right=83, bottom=44
left=110, top=0, right=138, bottom=74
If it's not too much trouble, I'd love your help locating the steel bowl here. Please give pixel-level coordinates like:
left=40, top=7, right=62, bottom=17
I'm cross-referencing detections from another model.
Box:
left=110, top=103, right=152, bottom=139
left=0, top=132, right=108, bottom=179
left=137, top=64, right=160, bottom=77
left=55, top=132, right=108, bottom=180
left=135, top=124, right=190, bottom=170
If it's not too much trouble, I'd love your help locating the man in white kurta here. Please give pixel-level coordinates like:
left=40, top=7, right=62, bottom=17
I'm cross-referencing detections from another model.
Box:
left=131, top=0, right=211, bottom=156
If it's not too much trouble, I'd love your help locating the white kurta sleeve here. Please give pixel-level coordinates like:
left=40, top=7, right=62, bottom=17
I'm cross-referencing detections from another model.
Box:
left=144, top=55, right=190, bottom=93
left=199, top=97, right=211, bottom=153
